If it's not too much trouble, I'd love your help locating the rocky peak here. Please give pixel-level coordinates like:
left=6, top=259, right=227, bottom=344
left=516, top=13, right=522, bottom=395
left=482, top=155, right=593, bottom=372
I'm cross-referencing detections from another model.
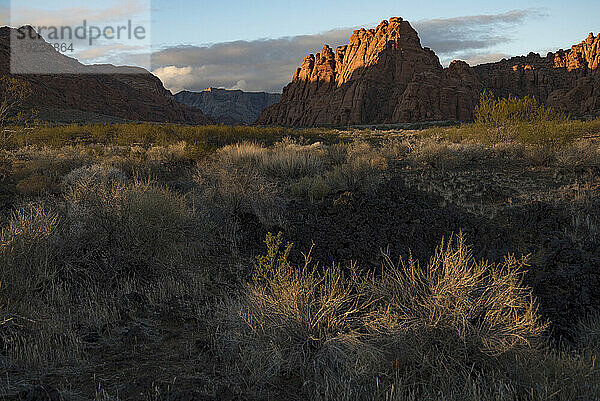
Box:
left=175, top=88, right=281, bottom=125
left=257, top=18, right=474, bottom=126
left=258, top=20, right=600, bottom=126
left=290, top=17, right=441, bottom=90
left=552, top=32, right=600, bottom=71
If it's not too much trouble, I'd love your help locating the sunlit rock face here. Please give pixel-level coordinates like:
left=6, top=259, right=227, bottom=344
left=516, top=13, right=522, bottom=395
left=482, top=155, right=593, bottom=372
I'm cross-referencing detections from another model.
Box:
left=258, top=19, right=600, bottom=126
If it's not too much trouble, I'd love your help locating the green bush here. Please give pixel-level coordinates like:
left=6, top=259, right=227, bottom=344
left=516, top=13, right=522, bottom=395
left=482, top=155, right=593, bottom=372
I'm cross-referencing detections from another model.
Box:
left=422, top=93, right=600, bottom=146
left=473, top=92, right=575, bottom=145
left=2, top=122, right=338, bottom=150
left=474, top=91, right=568, bottom=128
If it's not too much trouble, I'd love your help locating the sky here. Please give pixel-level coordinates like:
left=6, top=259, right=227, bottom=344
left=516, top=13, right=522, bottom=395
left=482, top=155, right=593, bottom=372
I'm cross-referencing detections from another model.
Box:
left=2, top=0, right=599, bottom=93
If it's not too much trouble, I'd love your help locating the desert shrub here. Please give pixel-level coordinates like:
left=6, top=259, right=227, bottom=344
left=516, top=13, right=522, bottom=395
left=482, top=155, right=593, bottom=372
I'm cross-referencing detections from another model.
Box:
left=491, top=142, right=526, bottom=159
left=0, top=75, right=32, bottom=127
left=325, top=141, right=387, bottom=192
left=326, top=143, right=350, bottom=165
left=525, top=144, right=557, bottom=166
left=474, top=91, right=568, bottom=128
left=217, top=140, right=325, bottom=180
left=216, top=141, right=266, bottom=168
left=5, top=123, right=337, bottom=150
left=64, top=177, right=189, bottom=279
left=146, top=141, right=189, bottom=163
left=62, top=163, right=127, bottom=189
left=573, top=312, right=600, bottom=353
left=0, top=173, right=192, bottom=307
left=472, top=92, right=576, bottom=145
left=261, top=139, right=325, bottom=179
left=196, top=159, right=287, bottom=230
left=15, top=174, right=54, bottom=195
left=289, top=175, right=331, bottom=201
left=408, top=140, right=458, bottom=168
left=372, top=233, right=547, bottom=355
left=0, top=204, right=61, bottom=303
left=221, top=233, right=560, bottom=400
left=555, top=140, right=600, bottom=169
left=185, top=141, right=216, bottom=160
left=222, top=233, right=377, bottom=397
left=422, top=96, right=600, bottom=147
left=380, top=138, right=412, bottom=160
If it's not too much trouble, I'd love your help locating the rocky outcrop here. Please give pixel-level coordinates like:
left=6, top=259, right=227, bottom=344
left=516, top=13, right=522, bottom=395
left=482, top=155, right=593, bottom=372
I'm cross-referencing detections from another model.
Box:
left=175, top=88, right=280, bottom=125
left=257, top=17, right=482, bottom=126
left=474, top=33, right=600, bottom=117
left=258, top=19, right=600, bottom=126
left=0, top=26, right=212, bottom=124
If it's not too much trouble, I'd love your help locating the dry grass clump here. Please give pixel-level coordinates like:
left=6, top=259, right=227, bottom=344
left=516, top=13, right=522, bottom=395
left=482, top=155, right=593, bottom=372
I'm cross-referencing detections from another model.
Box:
left=207, top=139, right=388, bottom=209
left=216, top=233, right=598, bottom=401
left=408, top=139, right=458, bottom=168
left=196, top=156, right=287, bottom=232
left=217, top=139, right=325, bottom=179
left=220, top=233, right=378, bottom=398
left=63, top=176, right=190, bottom=280
left=289, top=174, right=331, bottom=201
left=555, top=140, right=600, bottom=169
left=324, top=141, right=388, bottom=192
left=372, top=233, right=547, bottom=355
left=0, top=204, right=61, bottom=302
left=0, top=170, right=191, bottom=306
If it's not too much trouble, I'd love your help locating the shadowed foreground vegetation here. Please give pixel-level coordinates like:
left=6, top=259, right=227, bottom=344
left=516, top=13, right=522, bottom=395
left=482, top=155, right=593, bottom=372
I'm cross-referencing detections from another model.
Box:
left=0, top=101, right=600, bottom=399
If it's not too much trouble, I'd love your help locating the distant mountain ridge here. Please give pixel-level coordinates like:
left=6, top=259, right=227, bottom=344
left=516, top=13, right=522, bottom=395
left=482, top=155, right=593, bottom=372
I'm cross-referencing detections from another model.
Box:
left=257, top=17, right=600, bottom=126
left=175, top=88, right=280, bottom=125
left=0, top=26, right=212, bottom=124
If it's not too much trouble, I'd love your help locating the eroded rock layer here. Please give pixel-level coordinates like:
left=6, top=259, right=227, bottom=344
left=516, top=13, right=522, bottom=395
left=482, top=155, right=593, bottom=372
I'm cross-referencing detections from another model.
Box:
left=474, top=33, right=600, bottom=117
left=258, top=18, right=600, bottom=126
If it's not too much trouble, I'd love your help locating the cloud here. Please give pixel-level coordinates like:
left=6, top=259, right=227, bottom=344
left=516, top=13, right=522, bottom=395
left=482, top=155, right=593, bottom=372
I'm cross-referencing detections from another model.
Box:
left=9, top=0, right=149, bottom=27
left=76, top=43, right=147, bottom=63
left=152, top=66, right=195, bottom=93
left=413, top=8, right=548, bottom=63
left=151, top=28, right=353, bottom=93
left=152, top=9, right=546, bottom=93
left=460, top=52, right=511, bottom=66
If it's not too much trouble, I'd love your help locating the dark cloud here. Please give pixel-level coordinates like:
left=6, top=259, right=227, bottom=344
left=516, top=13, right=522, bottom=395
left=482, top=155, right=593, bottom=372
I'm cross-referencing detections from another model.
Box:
left=152, top=9, right=547, bottom=93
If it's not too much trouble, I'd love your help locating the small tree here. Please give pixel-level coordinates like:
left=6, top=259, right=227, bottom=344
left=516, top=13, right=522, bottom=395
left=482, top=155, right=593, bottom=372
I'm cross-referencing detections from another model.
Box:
left=0, top=75, right=33, bottom=148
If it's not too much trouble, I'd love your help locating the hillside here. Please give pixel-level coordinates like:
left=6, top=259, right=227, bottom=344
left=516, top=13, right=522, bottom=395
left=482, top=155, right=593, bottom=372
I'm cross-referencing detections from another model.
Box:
left=175, top=88, right=280, bottom=124
left=0, top=26, right=212, bottom=124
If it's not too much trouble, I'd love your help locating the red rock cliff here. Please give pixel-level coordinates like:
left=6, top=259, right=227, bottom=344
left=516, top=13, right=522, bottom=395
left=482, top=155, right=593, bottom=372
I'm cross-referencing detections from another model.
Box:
left=473, top=33, right=600, bottom=117
left=257, top=18, right=483, bottom=126
left=258, top=19, right=600, bottom=126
